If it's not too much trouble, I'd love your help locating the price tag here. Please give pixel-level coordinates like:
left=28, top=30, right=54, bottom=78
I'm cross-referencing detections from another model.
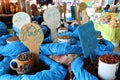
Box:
left=19, top=23, right=44, bottom=65
left=63, top=2, right=67, bottom=22
left=43, top=7, right=60, bottom=42
left=12, top=12, right=31, bottom=30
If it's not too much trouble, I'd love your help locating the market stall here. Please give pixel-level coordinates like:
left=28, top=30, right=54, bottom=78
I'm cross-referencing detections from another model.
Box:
left=0, top=1, right=119, bottom=80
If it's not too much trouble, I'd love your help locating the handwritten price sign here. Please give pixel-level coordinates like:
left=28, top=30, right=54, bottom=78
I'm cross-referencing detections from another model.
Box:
left=20, top=24, right=43, bottom=43
left=19, top=23, right=44, bottom=65
left=43, top=7, right=60, bottom=27
left=43, top=7, right=60, bottom=42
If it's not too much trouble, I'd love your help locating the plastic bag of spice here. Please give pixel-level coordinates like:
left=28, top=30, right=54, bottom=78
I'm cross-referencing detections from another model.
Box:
left=71, top=56, right=98, bottom=80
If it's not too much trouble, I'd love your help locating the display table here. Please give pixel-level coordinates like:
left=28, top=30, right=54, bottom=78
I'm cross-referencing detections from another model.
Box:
left=94, top=22, right=120, bottom=42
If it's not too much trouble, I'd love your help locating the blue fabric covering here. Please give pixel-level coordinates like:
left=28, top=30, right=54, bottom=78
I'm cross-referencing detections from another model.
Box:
left=71, top=56, right=98, bottom=80
left=65, top=16, right=82, bottom=21
left=0, top=55, right=67, bottom=80
left=95, top=39, right=114, bottom=56
left=32, top=16, right=43, bottom=25
left=12, top=25, right=19, bottom=36
left=40, top=42, right=82, bottom=56
left=58, top=27, right=79, bottom=40
left=32, top=16, right=43, bottom=21
left=43, top=35, right=53, bottom=43
left=0, top=20, right=115, bottom=80
left=0, top=40, right=28, bottom=58
left=0, top=21, right=7, bottom=36
left=0, top=57, right=11, bottom=76
left=0, top=34, right=13, bottom=45
left=68, top=24, right=79, bottom=32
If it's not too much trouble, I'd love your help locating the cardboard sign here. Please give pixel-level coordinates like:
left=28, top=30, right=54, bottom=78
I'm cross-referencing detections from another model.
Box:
left=12, top=12, right=31, bottom=30
left=25, top=1, right=32, bottom=18
left=43, top=7, right=60, bottom=42
left=19, top=23, right=44, bottom=65
left=78, top=21, right=98, bottom=62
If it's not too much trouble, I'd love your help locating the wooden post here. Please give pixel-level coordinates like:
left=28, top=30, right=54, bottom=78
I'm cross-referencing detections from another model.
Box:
left=25, top=0, right=32, bottom=18
left=77, top=2, right=89, bottom=25
left=19, top=0, right=26, bottom=12
left=81, top=9, right=89, bottom=24
left=77, top=5, right=81, bottom=25
left=63, top=2, right=67, bottom=22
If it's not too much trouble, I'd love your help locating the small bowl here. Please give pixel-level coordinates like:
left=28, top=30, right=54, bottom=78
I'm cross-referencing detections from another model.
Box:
left=58, top=27, right=68, bottom=33
left=58, top=35, right=70, bottom=43
left=7, top=36, right=19, bottom=44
